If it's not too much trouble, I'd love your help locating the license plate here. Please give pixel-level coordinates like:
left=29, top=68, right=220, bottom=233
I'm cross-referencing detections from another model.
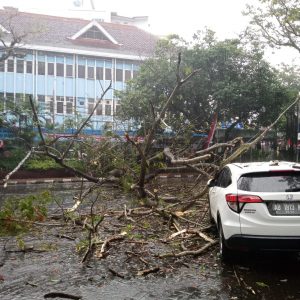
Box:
left=269, top=202, right=300, bottom=216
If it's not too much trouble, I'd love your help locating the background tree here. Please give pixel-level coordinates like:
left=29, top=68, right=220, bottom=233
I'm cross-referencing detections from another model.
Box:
left=0, top=9, right=41, bottom=146
left=277, top=65, right=300, bottom=153
left=118, top=31, right=290, bottom=141
left=245, top=0, right=300, bottom=53
left=0, top=8, right=33, bottom=62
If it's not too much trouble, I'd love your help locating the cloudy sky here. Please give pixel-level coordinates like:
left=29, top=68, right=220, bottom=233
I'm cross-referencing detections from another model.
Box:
left=0, top=0, right=255, bottom=39
left=0, top=0, right=298, bottom=64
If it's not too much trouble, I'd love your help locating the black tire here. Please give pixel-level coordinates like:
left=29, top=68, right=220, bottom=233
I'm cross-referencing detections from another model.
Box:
left=218, top=220, right=232, bottom=262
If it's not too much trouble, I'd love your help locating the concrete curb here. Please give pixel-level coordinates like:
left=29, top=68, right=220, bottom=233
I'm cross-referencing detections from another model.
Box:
left=1, top=177, right=88, bottom=186
left=1, top=174, right=198, bottom=186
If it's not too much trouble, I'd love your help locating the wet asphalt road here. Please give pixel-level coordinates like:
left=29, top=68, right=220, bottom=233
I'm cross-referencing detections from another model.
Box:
left=1, top=182, right=300, bottom=300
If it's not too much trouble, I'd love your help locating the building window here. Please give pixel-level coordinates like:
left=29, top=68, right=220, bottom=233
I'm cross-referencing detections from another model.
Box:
left=78, top=65, right=85, bottom=78
left=6, top=93, right=14, bottom=102
left=81, top=26, right=109, bottom=40
left=96, top=67, right=103, bottom=80
left=88, top=66, right=95, bottom=79
left=56, top=97, right=64, bottom=114
left=49, top=101, right=54, bottom=113
left=57, top=96, right=64, bottom=101
left=96, top=101, right=102, bottom=115
left=56, top=63, right=64, bottom=77
left=0, top=61, right=4, bottom=72
left=38, top=62, right=45, bottom=75
left=125, top=70, right=132, bottom=81
left=48, top=62, right=54, bottom=76
left=0, top=93, right=4, bottom=109
left=38, top=95, right=45, bottom=102
left=115, top=105, right=121, bottom=115
left=38, top=95, right=46, bottom=111
left=66, top=97, right=74, bottom=114
left=25, top=94, right=32, bottom=101
left=77, top=97, right=85, bottom=106
left=105, top=68, right=112, bottom=80
left=46, top=96, right=54, bottom=113
left=7, top=60, right=14, bottom=72
left=116, top=69, right=123, bottom=82
left=88, top=98, right=94, bottom=114
left=26, top=61, right=33, bottom=74
left=16, top=93, right=25, bottom=101
left=66, top=97, right=74, bottom=102
left=16, top=60, right=24, bottom=73
left=66, top=103, right=73, bottom=114
left=105, top=104, right=111, bottom=116
left=56, top=102, right=63, bottom=114
left=66, top=65, right=73, bottom=77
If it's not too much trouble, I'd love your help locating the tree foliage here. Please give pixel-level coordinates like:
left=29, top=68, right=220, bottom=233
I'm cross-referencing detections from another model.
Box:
left=0, top=9, right=32, bottom=62
left=117, top=31, right=290, bottom=137
left=245, top=0, right=300, bottom=53
left=0, top=94, right=37, bottom=145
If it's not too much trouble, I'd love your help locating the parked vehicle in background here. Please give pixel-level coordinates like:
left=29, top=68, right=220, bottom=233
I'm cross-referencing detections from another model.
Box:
left=208, top=161, right=300, bottom=260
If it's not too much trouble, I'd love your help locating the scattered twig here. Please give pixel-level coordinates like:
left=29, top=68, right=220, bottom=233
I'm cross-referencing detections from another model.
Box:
left=26, top=281, right=38, bottom=287
left=3, top=150, right=33, bottom=188
left=44, top=292, right=82, bottom=299
left=96, top=234, right=125, bottom=259
left=240, top=277, right=256, bottom=295
left=137, top=266, right=160, bottom=276
left=108, top=267, right=125, bottom=279
left=54, top=234, right=76, bottom=241
left=158, top=240, right=217, bottom=258
left=233, top=266, right=241, bottom=286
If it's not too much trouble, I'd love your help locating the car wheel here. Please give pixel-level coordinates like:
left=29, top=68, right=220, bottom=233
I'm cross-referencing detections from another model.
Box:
left=218, top=220, right=232, bottom=262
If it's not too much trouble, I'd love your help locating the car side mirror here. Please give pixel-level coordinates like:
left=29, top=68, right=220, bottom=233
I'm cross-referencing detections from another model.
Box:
left=207, top=179, right=215, bottom=187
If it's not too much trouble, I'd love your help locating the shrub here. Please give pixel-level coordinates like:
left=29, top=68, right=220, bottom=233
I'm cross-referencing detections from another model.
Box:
left=0, top=191, right=53, bottom=235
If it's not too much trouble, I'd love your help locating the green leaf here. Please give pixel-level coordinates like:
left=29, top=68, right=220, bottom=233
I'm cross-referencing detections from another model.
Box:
left=256, top=281, right=269, bottom=288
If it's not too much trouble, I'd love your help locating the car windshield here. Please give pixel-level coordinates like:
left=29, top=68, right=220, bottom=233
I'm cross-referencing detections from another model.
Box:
left=237, top=171, right=300, bottom=193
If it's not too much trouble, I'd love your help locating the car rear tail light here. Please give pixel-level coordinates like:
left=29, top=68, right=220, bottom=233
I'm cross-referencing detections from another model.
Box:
left=225, top=194, right=263, bottom=212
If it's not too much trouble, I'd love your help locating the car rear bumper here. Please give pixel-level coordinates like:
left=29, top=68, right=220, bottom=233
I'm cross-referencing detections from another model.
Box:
left=226, top=235, right=300, bottom=251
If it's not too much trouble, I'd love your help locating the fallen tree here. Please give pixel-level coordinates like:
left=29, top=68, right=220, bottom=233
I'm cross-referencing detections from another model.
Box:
left=1, top=49, right=299, bottom=274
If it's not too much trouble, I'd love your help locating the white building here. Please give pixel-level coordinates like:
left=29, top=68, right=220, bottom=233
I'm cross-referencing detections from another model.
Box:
left=0, top=6, right=157, bottom=134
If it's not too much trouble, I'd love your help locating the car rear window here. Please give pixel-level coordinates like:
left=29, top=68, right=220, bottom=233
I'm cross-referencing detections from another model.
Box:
left=237, top=171, right=300, bottom=192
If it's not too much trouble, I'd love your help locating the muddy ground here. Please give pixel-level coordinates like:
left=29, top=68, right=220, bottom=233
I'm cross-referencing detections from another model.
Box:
left=1, top=179, right=300, bottom=300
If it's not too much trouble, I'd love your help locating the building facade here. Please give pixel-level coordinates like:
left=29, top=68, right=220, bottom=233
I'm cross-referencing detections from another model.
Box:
left=0, top=7, right=157, bottom=133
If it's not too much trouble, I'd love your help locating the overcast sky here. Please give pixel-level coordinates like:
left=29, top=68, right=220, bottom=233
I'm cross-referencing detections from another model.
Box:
left=0, top=0, right=255, bottom=39
left=0, top=0, right=298, bottom=65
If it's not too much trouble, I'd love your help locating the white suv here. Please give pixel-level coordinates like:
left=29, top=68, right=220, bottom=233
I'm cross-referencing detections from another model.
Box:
left=208, top=161, right=300, bottom=260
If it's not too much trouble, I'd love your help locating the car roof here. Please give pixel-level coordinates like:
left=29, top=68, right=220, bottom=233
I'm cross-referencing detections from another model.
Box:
left=226, top=161, right=300, bottom=177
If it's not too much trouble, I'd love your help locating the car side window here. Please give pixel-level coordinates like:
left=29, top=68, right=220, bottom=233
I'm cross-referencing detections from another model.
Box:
left=214, top=170, right=224, bottom=187
left=217, top=167, right=232, bottom=188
